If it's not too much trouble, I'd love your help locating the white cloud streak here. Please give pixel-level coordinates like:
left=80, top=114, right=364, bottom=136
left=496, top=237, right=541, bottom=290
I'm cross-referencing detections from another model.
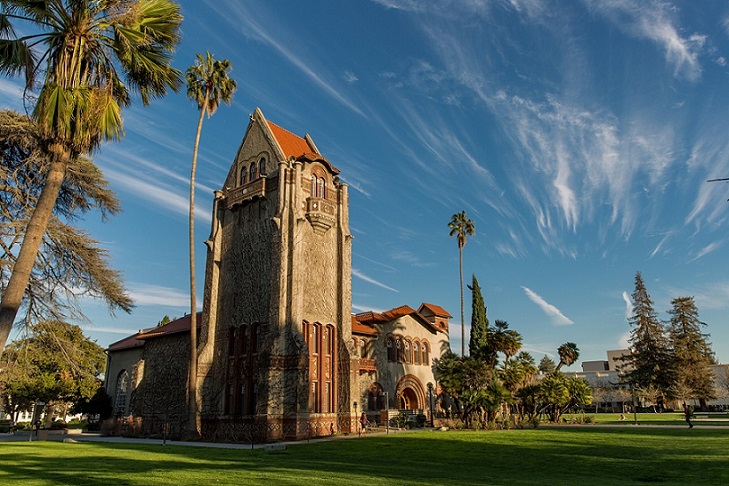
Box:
left=581, top=0, right=705, bottom=81
left=127, top=283, right=191, bottom=307
left=522, top=286, right=574, bottom=325
left=352, top=268, right=399, bottom=292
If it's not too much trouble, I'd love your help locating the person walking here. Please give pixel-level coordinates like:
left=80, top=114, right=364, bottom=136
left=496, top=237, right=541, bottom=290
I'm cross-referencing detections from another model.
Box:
left=683, top=403, right=693, bottom=429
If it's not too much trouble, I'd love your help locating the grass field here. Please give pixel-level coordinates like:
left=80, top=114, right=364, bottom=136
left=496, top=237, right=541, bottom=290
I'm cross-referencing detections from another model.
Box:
left=563, top=411, right=729, bottom=426
left=1, top=427, right=728, bottom=485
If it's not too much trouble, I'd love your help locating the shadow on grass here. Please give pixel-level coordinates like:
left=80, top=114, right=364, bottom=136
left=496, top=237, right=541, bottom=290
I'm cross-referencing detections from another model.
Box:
left=1, top=428, right=727, bottom=485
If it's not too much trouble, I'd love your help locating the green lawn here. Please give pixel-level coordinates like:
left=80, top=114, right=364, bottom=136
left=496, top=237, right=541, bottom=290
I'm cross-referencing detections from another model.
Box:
left=1, top=428, right=727, bottom=485
left=563, top=412, right=729, bottom=426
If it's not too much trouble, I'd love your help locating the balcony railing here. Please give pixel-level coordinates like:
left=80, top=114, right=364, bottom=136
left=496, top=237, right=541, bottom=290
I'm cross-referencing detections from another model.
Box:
left=226, top=177, right=266, bottom=208
left=357, top=358, right=377, bottom=373
left=306, top=197, right=336, bottom=235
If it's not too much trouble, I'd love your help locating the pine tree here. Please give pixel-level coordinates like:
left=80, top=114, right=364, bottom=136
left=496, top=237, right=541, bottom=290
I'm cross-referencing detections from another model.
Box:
left=668, top=296, right=716, bottom=404
left=619, top=271, right=677, bottom=402
left=538, top=355, right=556, bottom=374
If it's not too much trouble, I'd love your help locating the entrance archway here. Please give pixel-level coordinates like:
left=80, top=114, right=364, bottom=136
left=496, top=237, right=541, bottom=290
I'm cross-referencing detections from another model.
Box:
left=395, top=374, right=426, bottom=411
left=398, top=387, right=419, bottom=410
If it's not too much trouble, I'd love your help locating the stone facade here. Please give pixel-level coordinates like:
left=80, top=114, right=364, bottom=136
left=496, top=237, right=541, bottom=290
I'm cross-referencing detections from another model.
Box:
left=104, top=109, right=452, bottom=442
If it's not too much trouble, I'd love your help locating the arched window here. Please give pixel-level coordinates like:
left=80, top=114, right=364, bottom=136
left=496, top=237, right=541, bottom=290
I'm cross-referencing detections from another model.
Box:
left=115, top=370, right=129, bottom=416
left=414, top=342, right=420, bottom=365
left=422, top=341, right=429, bottom=365
left=360, top=339, right=366, bottom=358
left=404, top=340, right=411, bottom=363
left=317, top=177, right=325, bottom=198
left=259, top=157, right=267, bottom=176
left=386, top=338, right=394, bottom=362
left=240, top=165, right=247, bottom=185
left=396, top=339, right=403, bottom=363
left=249, top=163, right=257, bottom=182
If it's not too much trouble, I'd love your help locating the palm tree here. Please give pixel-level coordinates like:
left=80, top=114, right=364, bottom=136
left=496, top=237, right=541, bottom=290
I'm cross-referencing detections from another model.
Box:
left=185, top=51, right=236, bottom=436
left=556, top=342, right=580, bottom=371
left=448, top=211, right=475, bottom=356
left=0, top=0, right=182, bottom=354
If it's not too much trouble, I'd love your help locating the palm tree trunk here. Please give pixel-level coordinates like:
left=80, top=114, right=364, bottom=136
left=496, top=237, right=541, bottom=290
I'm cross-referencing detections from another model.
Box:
left=0, top=145, right=68, bottom=354
left=187, top=104, right=206, bottom=438
left=459, top=245, right=465, bottom=356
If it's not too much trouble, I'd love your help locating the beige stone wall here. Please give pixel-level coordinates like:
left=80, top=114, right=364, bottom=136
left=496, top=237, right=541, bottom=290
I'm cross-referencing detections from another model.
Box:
left=199, top=109, right=354, bottom=437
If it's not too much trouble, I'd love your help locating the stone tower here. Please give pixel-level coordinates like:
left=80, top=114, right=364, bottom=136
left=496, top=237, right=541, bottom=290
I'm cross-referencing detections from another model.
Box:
left=197, top=108, right=355, bottom=441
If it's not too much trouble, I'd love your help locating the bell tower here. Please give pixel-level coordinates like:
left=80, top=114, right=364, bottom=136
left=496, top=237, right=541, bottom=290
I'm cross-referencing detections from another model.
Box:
left=198, top=108, right=355, bottom=441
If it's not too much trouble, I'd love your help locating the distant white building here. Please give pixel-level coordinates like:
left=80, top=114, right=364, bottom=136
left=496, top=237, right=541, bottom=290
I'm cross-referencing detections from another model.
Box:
left=566, top=350, right=729, bottom=411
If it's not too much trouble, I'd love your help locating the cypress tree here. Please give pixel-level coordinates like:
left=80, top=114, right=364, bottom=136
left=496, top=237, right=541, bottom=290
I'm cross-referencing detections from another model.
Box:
left=468, top=275, right=493, bottom=364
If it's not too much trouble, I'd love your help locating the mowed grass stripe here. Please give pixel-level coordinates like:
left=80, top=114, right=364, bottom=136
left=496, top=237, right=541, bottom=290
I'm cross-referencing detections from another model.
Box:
left=0, top=428, right=727, bottom=485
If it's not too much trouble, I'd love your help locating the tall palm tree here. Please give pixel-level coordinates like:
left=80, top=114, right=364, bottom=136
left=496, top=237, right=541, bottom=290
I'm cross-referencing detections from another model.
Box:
left=185, top=51, right=236, bottom=436
left=556, top=342, right=580, bottom=371
left=0, top=0, right=182, bottom=354
left=448, top=211, right=475, bottom=356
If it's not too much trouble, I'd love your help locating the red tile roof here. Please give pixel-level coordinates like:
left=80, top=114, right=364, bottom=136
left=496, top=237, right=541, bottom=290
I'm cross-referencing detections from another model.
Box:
left=106, top=332, right=146, bottom=352
left=140, top=312, right=201, bottom=340
left=267, top=121, right=313, bottom=159
left=351, top=315, right=378, bottom=336
left=419, top=303, right=452, bottom=318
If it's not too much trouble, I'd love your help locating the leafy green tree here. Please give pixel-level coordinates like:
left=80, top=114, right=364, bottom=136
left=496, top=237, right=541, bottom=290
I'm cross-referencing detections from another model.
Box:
left=157, top=315, right=172, bottom=327
left=538, top=355, right=556, bottom=374
left=618, top=272, right=676, bottom=404
left=555, top=342, right=579, bottom=371
left=538, top=372, right=592, bottom=422
left=502, top=351, right=537, bottom=393
left=468, top=274, right=491, bottom=362
left=492, top=320, right=523, bottom=366
left=667, top=296, right=716, bottom=405
left=1, top=109, right=132, bottom=327
left=0, top=0, right=183, bottom=355
left=448, top=211, right=474, bottom=356
left=0, top=320, right=106, bottom=425
left=185, top=51, right=236, bottom=437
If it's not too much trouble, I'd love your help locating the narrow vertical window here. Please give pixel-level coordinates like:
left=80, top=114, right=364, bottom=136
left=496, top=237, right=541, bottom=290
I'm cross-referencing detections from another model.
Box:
left=250, top=163, right=257, bottom=182
left=259, top=157, right=266, bottom=176
left=227, top=327, right=236, bottom=357
left=386, top=338, right=394, bottom=362
left=240, top=165, right=247, bottom=185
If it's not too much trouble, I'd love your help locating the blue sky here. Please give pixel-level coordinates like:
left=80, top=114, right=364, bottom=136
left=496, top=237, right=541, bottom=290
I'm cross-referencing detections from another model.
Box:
left=3, top=0, right=729, bottom=368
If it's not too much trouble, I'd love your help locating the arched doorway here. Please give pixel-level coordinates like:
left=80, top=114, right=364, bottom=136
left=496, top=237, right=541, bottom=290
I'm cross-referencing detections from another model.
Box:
left=398, top=387, right=419, bottom=410
left=395, top=374, right=426, bottom=411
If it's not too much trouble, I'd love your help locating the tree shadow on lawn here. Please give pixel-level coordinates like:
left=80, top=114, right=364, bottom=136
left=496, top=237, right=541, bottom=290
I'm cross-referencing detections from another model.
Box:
left=1, top=429, right=727, bottom=485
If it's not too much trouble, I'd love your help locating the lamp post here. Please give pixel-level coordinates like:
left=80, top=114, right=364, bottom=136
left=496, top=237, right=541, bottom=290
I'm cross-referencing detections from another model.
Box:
left=354, top=401, right=359, bottom=437
left=427, top=382, right=434, bottom=428
left=384, top=392, right=389, bottom=435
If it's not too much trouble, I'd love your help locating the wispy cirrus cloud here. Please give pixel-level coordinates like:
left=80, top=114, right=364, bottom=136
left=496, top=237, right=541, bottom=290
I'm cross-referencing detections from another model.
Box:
left=622, top=291, right=633, bottom=322
left=204, top=0, right=365, bottom=117
left=100, top=160, right=212, bottom=225
left=581, top=0, right=705, bottom=81
left=127, top=283, right=190, bottom=307
left=522, top=286, right=574, bottom=325
left=352, top=268, right=399, bottom=292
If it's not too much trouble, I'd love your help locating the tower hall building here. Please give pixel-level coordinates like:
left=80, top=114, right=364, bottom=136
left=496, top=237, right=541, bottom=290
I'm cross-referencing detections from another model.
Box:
left=105, top=108, right=451, bottom=441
